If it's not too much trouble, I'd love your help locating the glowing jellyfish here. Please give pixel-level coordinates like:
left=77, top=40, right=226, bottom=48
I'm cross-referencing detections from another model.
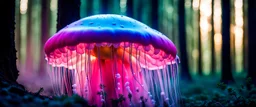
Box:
left=44, top=14, right=180, bottom=107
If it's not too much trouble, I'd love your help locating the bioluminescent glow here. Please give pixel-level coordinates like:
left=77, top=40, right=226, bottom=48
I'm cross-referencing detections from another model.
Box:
left=44, top=14, right=180, bottom=106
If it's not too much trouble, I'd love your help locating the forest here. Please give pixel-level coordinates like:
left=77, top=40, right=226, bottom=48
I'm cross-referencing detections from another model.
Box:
left=1, top=0, right=256, bottom=107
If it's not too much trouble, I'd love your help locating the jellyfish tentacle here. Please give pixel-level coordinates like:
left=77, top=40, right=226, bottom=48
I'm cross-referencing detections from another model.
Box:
left=96, top=46, right=106, bottom=106
left=110, top=46, right=120, bottom=99
left=76, top=52, right=83, bottom=97
left=156, top=68, right=165, bottom=103
left=102, top=59, right=118, bottom=106
left=50, top=65, right=57, bottom=96
left=165, top=64, right=175, bottom=105
left=128, top=44, right=144, bottom=88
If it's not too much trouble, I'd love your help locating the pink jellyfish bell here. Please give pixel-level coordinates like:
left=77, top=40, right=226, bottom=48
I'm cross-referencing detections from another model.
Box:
left=44, top=14, right=180, bottom=106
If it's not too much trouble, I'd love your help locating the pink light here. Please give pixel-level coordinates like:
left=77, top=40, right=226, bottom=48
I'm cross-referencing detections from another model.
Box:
left=44, top=14, right=179, bottom=106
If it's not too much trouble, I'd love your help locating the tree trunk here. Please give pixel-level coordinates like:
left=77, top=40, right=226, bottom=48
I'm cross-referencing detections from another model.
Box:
left=247, top=0, right=256, bottom=84
left=1, top=0, right=19, bottom=83
left=211, top=0, right=216, bottom=74
left=221, top=0, right=234, bottom=84
left=178, top=0, right=192, bottom=81
left=15, top=0, right=21, bottom=66
left=243, top=0, right=248, bottom=74
left=126, top=0, right=133, bottom=17
left=101, top=0, right=109, bottom=14
left=136, top=0, right=143, bottom=22
left=86, top=0, right=93, bottom=16
left=198, top=0, right=203, bottom=76
left=39, top=0, right=50, bottom=75
left=25, top=0, right=33, bottom=73
left=112, top=0, right=120, bottom=14
left=151, top=0, right=158, bottom=30
left=231, top=1, right=236, bottom=74
left=57, top=0, right=81, bottom=31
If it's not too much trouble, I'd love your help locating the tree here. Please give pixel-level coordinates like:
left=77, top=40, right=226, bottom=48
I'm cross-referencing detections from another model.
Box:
left=135, top=0, right=143, bottom=22
left=86, top=0, right=93, bottom=16
left=101, top=0, right=109, bottom=14
left=221, top=0, right=234, bottom=84
left=243, top=0, right=248, bottom=77
left=57, top=0, right=81, bottom=31
left=151, top=0, right=158, bottom=30
left=198, top=0, right=203, bottom=76
left=247, top=0, right=256, bottom=84
left=126, top=0, right=133, bottom=17
left=210, top=0, right=216, bottom=74
left=25, top=0, right=33, bottom=73
left=39, top=0, right=50, bottom=75
left=1, top=0, right=19, bottom=83
left=15, top=0, right=21, bottom=65
left=178, top=0, right=192, bottom=81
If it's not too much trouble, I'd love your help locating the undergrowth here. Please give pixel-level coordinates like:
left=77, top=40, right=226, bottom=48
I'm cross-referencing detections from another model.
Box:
left=1, top=74, right=256, bottom=107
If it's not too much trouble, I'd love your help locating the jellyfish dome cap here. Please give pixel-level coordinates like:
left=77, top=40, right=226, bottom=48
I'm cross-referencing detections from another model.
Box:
left=44, top=14, right=177, bottom=69
left=44, top=14, right=180, bottom=107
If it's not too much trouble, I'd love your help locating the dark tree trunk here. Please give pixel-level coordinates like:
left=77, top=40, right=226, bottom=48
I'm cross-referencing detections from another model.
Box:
left=57, top=0, right=81, bottom=31
left=198, top=0, right=203, bottom=76
left=136, top=0, right=143, bottom=22
left=1, top=0, right=19, bottom=83
left=211, top=0, right=216, bottom=74
left=178, top=0, right=192, bottom=81
left=247, top=0, right=256, bottom=84
left=243, top=0, right=248, bottom=74
left=126, top=0, right=133, bottom=17
left=221, top=0, right=234, bottom=84
left=151, top=0, right=158, bottom=30
left=101, top=0, right=109, bottom=14
left=39, top=0, right=50, bottom=75
left=15, top=0, right=21, bottom=65
left=86, top=0, right=93, bottom=16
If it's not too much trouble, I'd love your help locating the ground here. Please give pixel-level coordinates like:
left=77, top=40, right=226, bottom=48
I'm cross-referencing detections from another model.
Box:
left=1, top=72, right=256, bottom=107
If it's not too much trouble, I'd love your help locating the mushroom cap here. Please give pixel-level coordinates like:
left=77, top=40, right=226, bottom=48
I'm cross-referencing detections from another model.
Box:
left=44, top=14, right=177, bottom=68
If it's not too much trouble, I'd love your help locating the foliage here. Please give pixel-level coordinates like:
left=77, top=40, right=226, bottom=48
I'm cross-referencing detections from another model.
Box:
left=0, top=76, right=89, bottom=107
left=1, top=76, right=256, bottom=107
left=180, top=77, right=256, bottom=107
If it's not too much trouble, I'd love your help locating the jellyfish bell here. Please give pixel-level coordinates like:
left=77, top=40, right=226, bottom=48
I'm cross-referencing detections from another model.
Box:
left=44, top=14, right=180, bottom=106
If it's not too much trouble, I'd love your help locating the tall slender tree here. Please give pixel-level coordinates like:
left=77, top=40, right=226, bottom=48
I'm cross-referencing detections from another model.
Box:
left=151, top=0, right=158, bottom=30
left=86, top=0, right=93, bottom=16
left=135, top=0, right=143, bottom=22
left=126, top=0, right=133, bottom=17
left=101, top=0, right=109, bottom=14
left=211, top=0, right=216, bottom=74
left=231, top=1, right=236, bottom=74
left=198, top=0, right=203, bottom=76
left=112, top=0, right=120, bottom=14
left=39, top=0, right=50, bottom=75
left=25, top=0, right=33, bottom=73
left=178, top=0, right=192, bottom=81
left=15, top=0, right=21, bottom=65
left=57, top=0, right=81, bottom=31
left=243, top=0, right=248, bottom=74
left=1, top=0, right=19, bottom=83
left=221, top=0, right=234, bottom=84
left=247, top=0, right=256, bottom=84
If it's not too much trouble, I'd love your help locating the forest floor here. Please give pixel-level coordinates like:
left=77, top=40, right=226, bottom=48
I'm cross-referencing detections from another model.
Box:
left=179, top=73, right=256, bottom=106
left=1, top=72, right=256, bottom=107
